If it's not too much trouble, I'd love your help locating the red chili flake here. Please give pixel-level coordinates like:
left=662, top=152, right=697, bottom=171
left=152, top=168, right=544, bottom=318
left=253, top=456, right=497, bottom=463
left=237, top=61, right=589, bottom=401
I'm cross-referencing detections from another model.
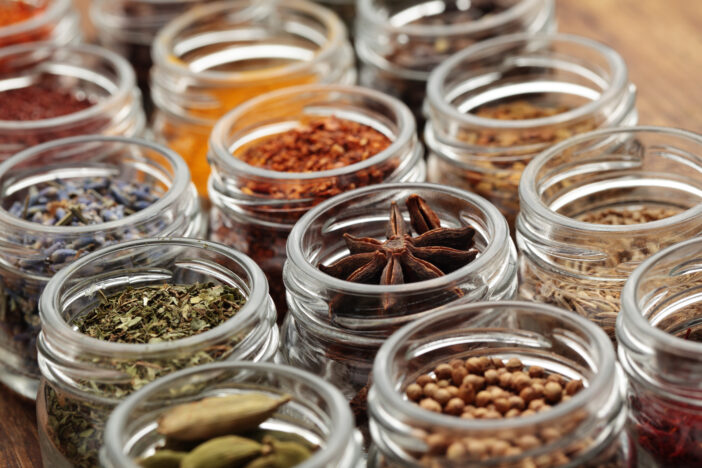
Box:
left=0, top=81, right=94, bottom=121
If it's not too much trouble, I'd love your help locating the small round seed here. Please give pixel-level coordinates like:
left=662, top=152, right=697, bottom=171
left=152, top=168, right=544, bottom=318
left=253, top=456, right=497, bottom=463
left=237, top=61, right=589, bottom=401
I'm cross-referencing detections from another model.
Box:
left=426, top=433, right=449, bottom=455
left=484, top=368, right=499, bottom=385
left=451, top=366, right=468, bottom=386
left=528, top=366, right=544, bottom=378
left=420, top=398, right=442, bottom=412
left=475, top=390, right=492, bottom=407
left=565, top=379, right=584, bottom=395
left=516, top=434, right=540, bottom=450
left=445, top=397, right=465, bottom=415
left=505, top=358, right=523, bottom=371
left=465, top=357, right=482, bottom=373
left=458, top=383, right=475, bottom=404
left=435, top=363, right=453, bottom=380
left=544, top=381, right=563, bottom=403
left=494, top=397, right=510, bottom=414
left=446, top=441, right=466, bottom=459
left=406, top=383, right=423, bottom=401
left=423, top=383, right=439, bottom=398
left=508, top=395, right=525, bottom=411
left=433, top=388, right=452, bottom=405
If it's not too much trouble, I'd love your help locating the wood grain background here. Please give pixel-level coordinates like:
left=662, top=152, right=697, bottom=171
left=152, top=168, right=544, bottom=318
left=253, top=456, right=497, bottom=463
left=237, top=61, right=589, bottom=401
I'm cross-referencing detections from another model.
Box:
left=0, top=0, right=700, bottom=466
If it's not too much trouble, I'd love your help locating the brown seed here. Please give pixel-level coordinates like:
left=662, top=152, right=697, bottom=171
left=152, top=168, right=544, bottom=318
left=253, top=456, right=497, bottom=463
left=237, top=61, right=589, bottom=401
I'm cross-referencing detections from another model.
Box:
left=465, top=357, right=482, bottom=374
left=513, top=374, right=532, bottom=391
left=446, top=386, right=459, bottom=398
left=521, top=409, right=536, bottom=417
left=406, top=383, right=423, bottom=401
left=488, top=385, right=505, bottom=399
left=490, top=439, right=510, bottom=456
left=416, top=374, right=435, bottom=387
left=475, top=390, right=492, bottom=407
left=505, top=358, right=523, bottom=371
left=423, top=383, right=439, bottom=398
left=445, top=397, right=465, bottom=415
left=465, top=439, right=487, bottom=457
left=484, top=369, right=499, bottom=385
left=505, top=446, right=523, bottom=456
left=528, top=366, right=544, bottom=378
left=473, top=408, right=488, bottom=418
left=516, top=434, right=540, bottom=450
left=446, top=441, right=466, bottom=459
left=528, top=399, right=546, bottom=411
left=496, top=367, right=508, bottom=376
left=540, top=427, right=561, bottom=442
left=505, top=408, right=521, bottom=418
left=477, top=356, right=491, bottom=371
left=451, top=366, right=468, bottom=386
left=460, top=412, right=475, bottom=419
left=426, top=433, right=449, bottom=455
left=547, top=373, right=564, bottom=385
left=420, top=398, right=442, bottom=413
left=458, top=382, right=476, bottom=404
left=433, top=388, right=452, bottom=405
left=484, top=409, right=502, bottom=419
left=508, top=395, right=525, bottom=411
left=498, top=372, right=513, bottom=389
left=552, top=451, right=570, bottom=465
left=531, top=382, right=545, bottom=398
left=534, top=454, right=552, bottom=467
left=544, top=382, right=563, bottom=403
left=464, top=374, right=486, bottom=390
left=449, top=358, right=465, bottom=368
left=435, top=363, right=453, bottom=380
left=492, top=357, right=505, bottom=368
left=437, top=379, right=450, bottom=388
left=519, top=387, right=536, bottom=403
left=494, top=398, right=510, bottom=414
left=565, top=379, right=584, bottom=395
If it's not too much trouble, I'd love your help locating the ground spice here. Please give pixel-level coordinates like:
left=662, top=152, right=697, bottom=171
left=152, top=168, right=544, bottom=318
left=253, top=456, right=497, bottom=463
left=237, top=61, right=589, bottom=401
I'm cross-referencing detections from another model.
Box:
left=520, top=206, right=682, bottom=339
left=403, top=356, right=621, bottom=467
left=211, top=115, right=396, bottom=320
left=0, top=1, right=45, bottom=27
left=430, top=99, right=598, bottom=229
left=0, top=81, right=94, bottom=120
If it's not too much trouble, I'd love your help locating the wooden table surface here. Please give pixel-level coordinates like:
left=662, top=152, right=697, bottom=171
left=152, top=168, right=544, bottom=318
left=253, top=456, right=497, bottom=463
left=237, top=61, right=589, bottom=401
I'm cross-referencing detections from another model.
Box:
left=1, top=1, right=700, bottom=466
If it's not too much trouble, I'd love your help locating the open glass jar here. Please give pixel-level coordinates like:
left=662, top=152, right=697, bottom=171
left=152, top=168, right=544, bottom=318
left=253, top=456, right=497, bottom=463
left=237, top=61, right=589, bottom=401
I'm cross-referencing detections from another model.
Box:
left=356, top=0, right=555, bottom=124
left=283, top=182, right=517, bottom=428
left=90, top=0, right=215, bottom=116
left=0, top=135, right=203, bottom=399
left=618, top=237, right=702, bottom=467
left=36, top=238, right=279, bottom=468
left=369, top=301, right=631, bottom=467
left=426, top=33, right=638, bottom=229
left=101, top=361, right=363, bottom=468
left=209, top=84, right=425, bottom=320
left=151, top=0, right=355, bottom=195
left=517, top=126, right=702, bottom=340
left=0, top=0, right=80, bottom=48
left=0, top=43, right=145, bottom=161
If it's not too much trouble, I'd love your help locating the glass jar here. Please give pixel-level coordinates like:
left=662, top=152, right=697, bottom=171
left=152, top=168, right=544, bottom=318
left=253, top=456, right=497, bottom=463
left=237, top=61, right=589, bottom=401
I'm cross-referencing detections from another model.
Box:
left=0, top=135, right=203, bottom=399
left=315, top=0, right=355, bottom=34
left=283, top=182, right=517, bottom=429
left=36, top=238, right=279, bottom=468
left=151, top=0, right=355, bottom=195
left=426, top=33, right=638, bottom=230
left=0, top=0, right=80, bottom=48
left=618, top=237, right=702, bottom=467
left=90, top=0, right=216, bottom=116
left=0, top=42, right=145, bottom=161
left=101, top=361, right=363, bottom=468
left=517, top=126, right=702, bottom=340
left=209, top=84, right=425, bottom=320
left=356, top=0, right=555, bottom=125
left=369, top=300, right=632, bottom=467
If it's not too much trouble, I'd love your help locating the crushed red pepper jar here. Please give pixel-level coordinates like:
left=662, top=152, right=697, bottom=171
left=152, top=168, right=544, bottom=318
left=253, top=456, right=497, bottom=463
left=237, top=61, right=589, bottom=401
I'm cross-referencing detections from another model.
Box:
left=0, top=0, right=80, bottom=47
left=0, top=43, right=145, bottom=161
left=425, top=33, right=638, bottom=230
left=618, top=237, right=702, bottom=467
left=208, top=84, right=425, bottom=321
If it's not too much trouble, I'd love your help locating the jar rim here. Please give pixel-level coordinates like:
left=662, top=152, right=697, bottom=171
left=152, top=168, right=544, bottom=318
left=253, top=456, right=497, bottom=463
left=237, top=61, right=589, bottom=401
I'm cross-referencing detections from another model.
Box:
left=152, top=0, right=347, bottom=83
left=0, top=135, right=191, bottom=235
left=0, top=42, right=137, bottom=130
left=357, top=0, right=546, bottom=37
left=0, top=0, right=71, bottom=39
left=518, top=125, right=702, bottom=233
left=102, top=361, right=357, bottom=468
left=286, top=182, right=510, bottom=294
left=209, top=84, right=416, bottom=181
left=371, top=300, right=616, bottom=432
left=426, top=33, right=631, bottom=131
left=39, top=238, right=270, bottom=357
left=619, top=237, right=702, bottom=355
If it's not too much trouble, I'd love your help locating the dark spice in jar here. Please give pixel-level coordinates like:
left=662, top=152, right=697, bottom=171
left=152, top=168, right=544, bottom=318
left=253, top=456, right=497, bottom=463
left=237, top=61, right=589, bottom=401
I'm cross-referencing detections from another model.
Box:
left=212, top=115, right=396, bottom=321
left=406, top=356, right=588, bottom=466
left=45, top=282, right=248, bottom=468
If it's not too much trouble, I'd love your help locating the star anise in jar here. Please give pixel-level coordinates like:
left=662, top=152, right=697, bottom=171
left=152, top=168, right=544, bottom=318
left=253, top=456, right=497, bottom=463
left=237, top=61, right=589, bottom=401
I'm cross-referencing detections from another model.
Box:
left=319, top=194, right=478, bottom=316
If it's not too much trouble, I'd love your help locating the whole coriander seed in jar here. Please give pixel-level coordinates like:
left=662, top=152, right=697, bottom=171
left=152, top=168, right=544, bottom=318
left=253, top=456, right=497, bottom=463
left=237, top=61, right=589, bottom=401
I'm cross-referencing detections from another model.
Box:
left=356, top=0, right=555, bottom=125
left=0, top=43, right=145, bottom=161
left=426, top=33, right=638, bottom=229
left=283, top=182, right=517, bottom=430
left=102, top=362, right=363, bottom=468
left=37, top=238, right=279, bottom=468
left=517, top=126, right=702, bottom=340
left=618, top=237, right=702, bottom=467
left=0, top=135, right=203, bottom=399
left=368, top=301, right=632, bottom=468
left=208, top=84, right=425, bottom=320
left=151, top=0, right=356, bottom=196
left=0, top=0, right=80, bottom=48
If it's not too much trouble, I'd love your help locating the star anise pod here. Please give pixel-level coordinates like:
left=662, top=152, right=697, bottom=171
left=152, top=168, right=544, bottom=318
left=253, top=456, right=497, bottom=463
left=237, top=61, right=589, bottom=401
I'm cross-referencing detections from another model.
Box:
left=319, top=194, right=478, bottom=316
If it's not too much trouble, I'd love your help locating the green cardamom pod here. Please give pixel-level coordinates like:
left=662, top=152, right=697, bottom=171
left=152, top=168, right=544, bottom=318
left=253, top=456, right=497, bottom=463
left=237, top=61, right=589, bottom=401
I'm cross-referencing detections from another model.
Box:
left=243, top=437, right=313, bottom=468
left=180, top=435, right=263, bottom=468
left=138, top=450, right=186, bottom=468
left=246, top=429, right=318, bottom=452
left=158, top=393, right=292, bottom=441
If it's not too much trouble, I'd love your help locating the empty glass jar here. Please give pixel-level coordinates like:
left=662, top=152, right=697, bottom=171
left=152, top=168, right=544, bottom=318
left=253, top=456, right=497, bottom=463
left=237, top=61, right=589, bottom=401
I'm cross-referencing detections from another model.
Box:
left=36, top=238, right=278, bottom=468
left=151, top=0, right=355, bottom=195
left=517, top=126, right=702, bottom=340
left=283, top=182, right=517, bottom=428
left=618, top=237, right=702, bottom=467
left=0, top=135, right=202, bottom=399
left=426, top=33, right=638, bottom=229
left=0, top=43, right=145, bottom=161
left=356, top=0, right=556, bottom=124
left=369, top=301, right=631, bottom=467
left=101, top=362, right=363, bottom=468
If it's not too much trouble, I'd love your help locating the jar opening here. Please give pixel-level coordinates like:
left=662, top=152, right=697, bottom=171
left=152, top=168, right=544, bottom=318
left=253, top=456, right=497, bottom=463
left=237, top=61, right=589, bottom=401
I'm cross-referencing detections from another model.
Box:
left=0, top=0, right=66, bottom=38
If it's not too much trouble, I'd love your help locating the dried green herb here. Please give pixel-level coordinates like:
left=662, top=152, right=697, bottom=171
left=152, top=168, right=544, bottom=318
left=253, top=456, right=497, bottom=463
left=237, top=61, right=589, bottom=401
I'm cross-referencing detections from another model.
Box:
left=74, top=283, right=246, bottom=344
